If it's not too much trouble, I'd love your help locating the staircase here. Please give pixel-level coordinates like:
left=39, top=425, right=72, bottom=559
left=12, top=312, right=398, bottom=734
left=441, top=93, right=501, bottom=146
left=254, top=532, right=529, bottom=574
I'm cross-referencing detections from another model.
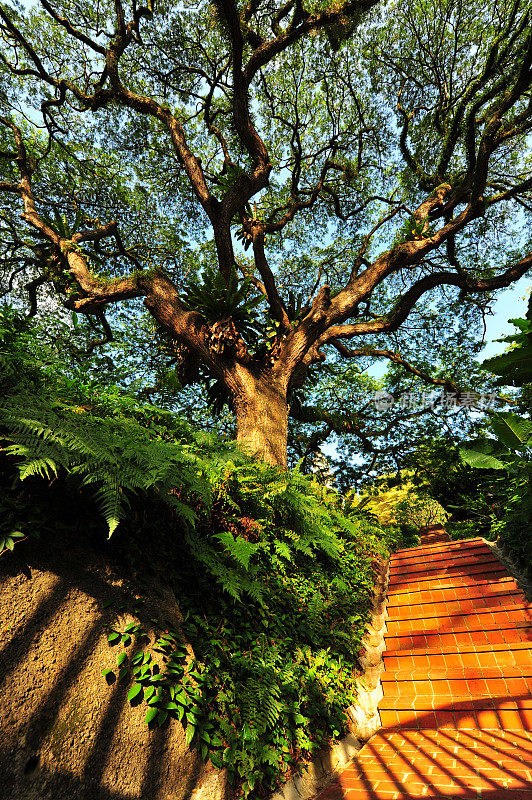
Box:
left=317, top=529, right=532, bottom=799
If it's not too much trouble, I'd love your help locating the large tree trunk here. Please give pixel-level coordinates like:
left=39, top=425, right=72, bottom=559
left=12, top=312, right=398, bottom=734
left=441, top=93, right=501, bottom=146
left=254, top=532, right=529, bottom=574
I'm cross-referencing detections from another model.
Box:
left=233, top=374, right=289, bottom=468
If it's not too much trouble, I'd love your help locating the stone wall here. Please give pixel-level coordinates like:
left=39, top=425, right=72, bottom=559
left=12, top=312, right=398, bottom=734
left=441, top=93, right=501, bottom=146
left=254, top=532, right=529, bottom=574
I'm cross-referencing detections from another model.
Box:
left=0, top=530, right=227, bottom=800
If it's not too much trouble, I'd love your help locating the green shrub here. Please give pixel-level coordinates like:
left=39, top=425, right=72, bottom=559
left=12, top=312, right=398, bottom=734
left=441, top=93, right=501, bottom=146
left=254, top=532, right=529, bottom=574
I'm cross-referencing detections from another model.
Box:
left=0, top=308, right=391, bottom=797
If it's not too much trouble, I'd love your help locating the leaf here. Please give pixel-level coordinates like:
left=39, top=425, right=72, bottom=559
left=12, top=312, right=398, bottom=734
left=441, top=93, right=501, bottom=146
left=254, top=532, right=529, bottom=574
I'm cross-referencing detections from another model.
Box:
left=101, top=668, right=114, bottom=677
left=145, top=707, right=159, bottom=725
left=185, top=725, right=196, bottom=747
left=213, top=531, right=259, bottom=570
left=118, top=667, right=129, bottom=681
left=157, top=711, right=168, bottom=726
left=127, top=683, right=143, bottom=702
left=117, top=652, right=128, bottom=667
left=459, top=438, right=508, bottom=470
left=482, top=339, right=532, bottom=385
left=123, top=622, right=137, bottom=633
left=107, top=631, right=120, bottom=643
left=491, top=413, right=532, bottom=451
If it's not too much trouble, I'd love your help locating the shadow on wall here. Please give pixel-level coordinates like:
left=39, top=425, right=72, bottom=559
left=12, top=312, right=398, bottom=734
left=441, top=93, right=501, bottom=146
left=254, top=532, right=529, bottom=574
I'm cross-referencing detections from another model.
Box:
left=0, top=530, right=228, bottom=800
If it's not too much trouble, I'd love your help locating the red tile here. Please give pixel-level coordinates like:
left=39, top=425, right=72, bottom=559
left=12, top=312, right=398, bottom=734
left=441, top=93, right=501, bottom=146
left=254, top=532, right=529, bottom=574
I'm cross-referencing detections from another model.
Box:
left=498, top=709, right=524, bottom=728
left=476, top=708, right=501, bottom=728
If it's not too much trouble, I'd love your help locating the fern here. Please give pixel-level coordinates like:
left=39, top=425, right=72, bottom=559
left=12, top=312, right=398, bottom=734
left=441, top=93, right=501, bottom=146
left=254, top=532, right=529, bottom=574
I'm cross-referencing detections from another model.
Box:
left=214, top=532, right=259, bottom=570
left=0, top=394, right=212, bottom=537
left=239, top=669, right=283, bottom=730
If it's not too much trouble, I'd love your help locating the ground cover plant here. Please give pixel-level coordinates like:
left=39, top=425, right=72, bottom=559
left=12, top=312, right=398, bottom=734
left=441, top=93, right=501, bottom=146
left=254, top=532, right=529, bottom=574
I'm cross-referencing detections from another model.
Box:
left=0, top=308, right=394, bottom=796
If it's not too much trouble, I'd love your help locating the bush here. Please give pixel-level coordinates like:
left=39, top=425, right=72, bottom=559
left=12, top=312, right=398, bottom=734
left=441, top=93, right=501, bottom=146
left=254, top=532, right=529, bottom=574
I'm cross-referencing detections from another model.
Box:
left=0, top=309, right=391, bottom=797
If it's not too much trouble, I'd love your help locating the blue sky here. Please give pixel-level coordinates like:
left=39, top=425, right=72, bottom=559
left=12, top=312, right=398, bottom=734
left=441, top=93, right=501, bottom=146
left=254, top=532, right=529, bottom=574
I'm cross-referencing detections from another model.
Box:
left=480, top=276, right=531, bottom=360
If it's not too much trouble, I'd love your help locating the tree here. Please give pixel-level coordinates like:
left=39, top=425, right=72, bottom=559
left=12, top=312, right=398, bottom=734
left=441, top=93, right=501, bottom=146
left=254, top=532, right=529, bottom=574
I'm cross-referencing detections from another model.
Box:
left=0, top=0, right=531, bottom=467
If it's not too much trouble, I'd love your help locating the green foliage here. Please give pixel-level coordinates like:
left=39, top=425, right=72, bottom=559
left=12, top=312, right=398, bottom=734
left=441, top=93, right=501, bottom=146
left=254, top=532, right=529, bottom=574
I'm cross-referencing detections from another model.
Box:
left=134, top=501, right=388, bottom=797
left=0, top=310, right=391, bottom=796
left=180, top=263, right=264, bottom=342
left=460, top=411, right=532, bottom=469
left=459, top=315, right=532, bottom=573
left=394, top=494, right=448, bottom=528
left=482, top=302, right=532, bottom=387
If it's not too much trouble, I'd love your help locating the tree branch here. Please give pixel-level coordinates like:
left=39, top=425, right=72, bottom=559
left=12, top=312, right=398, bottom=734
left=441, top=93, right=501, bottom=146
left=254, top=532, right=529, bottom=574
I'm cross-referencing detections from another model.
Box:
left=331, top=342, right=459, bottom=393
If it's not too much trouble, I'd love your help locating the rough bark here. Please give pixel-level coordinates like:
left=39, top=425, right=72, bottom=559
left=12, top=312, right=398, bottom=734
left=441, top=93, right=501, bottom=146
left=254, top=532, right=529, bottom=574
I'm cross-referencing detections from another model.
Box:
left=233, top=372, right=289, bottom=468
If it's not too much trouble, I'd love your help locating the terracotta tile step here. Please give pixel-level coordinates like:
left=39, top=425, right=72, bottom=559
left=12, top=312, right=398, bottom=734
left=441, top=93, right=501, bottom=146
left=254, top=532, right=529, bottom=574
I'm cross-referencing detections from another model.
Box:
left=419, top=533, right=449, bottom=543
left=384, top=624, right=532, bottom=651
left=378, top=703, right=532, bottom=730
left=390, top=545, right=492, bottom=572
left=385, top=603, right=532, bottom=632
left=383, top=641, right=532, bottom=668
left=333, top=732, right=532, bottom=796
left=388, top=565, right=507, bottom=592
left=389, top=545, right=496, bottom=575
left=379, top=694, right=532, bottom=707
left=368, top=726, right=532, bottom=749
left=380, top=668, right=532, bottom=696
left=383, top=661, right=532, bottom=675
left=329, top=779, right=532, bottom=799
left=386, top=597, right=532, bottom=633
left=381, top=665, right=532, bottom=681
left=392, top=537, right=484, bottom=556
left=386, top=600, right=531, bottom=627
left=387, top=589, right=526, bottom=619
left=386, top=578, right=519, bottom=606
left=380, top=675, right=532, bottom=699
left=388, top=553, right=500, bottom=579
left=323, top=789, right=532, bottom=800
left=388, top=564, right=505, bottom=589
left=381, top=687, right=532, bottom=703
left=383, top=639, right=532, bottom=656
left=321, top=784, right=532, bottom=800
left=386, top=563, right=508, bottom=598
left=391, top=539, right=490, bottom=564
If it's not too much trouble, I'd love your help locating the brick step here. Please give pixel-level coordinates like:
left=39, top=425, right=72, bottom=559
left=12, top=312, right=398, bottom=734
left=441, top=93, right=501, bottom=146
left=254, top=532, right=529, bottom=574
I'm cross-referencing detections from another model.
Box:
left=322, top=788, right=532, bottom=800
left=378, top=700, right=532, bottom=730
left=379, top=695, right=532, bottom=710
left=385, top=603, right=532, bottom=633
left=390, top=542, right=493, bottom=573
left=391, top=539, right=489, bottom=565
left=418, top=534, right=450, bottom=543
left=392, top=537, right=484, bottom=557
left=380, top=668, right=532, bottom=698
left=369, top=726, right=532, bottom=748
left=319, top=730, right=532, bottom=800
left=387, top=589, right=526, bottom=619
left=387, top=566, right=508, bottom=593
left=322, top=783, right=532, bottom=800
left=383, top=641, right=532, bottom=670
left=386, top=575, right=518, bottom=602
left=384, top=623, right=532, bottom=651
left=386, top=595, right=532, bottom=633
left=388, top=553, right=500, bottom=579
left=381, top=664, right=532, bottom=680
left=388, top=563, right=505, bottom=589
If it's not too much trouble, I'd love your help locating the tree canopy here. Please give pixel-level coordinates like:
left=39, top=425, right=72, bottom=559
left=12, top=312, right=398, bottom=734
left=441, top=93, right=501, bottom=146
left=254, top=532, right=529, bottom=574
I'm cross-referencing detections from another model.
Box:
left=0, top=0, right=531, bottom=465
